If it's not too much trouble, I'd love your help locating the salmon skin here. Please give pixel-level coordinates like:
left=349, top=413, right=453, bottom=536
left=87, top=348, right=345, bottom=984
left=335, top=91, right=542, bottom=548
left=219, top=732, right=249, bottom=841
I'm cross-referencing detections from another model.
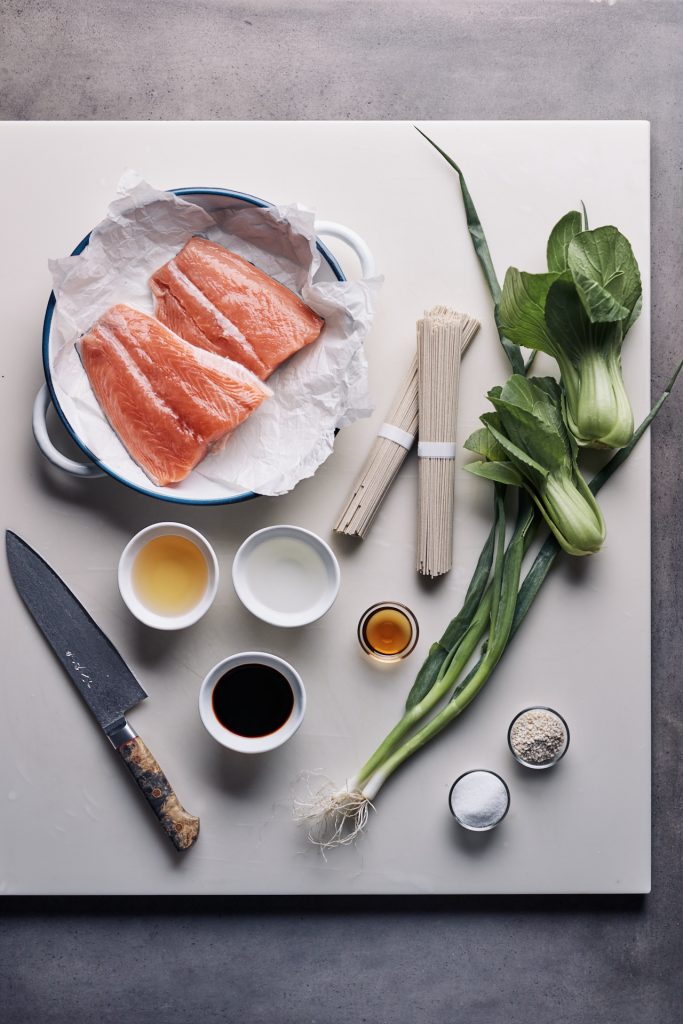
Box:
left=150, top=237, right=325, bottom=379
left=78, top=304, right=271, bottom=487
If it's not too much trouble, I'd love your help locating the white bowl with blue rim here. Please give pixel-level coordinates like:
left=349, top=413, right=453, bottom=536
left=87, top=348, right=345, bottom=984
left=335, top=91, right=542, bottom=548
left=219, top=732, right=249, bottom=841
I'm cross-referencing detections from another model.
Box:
left=34, top=187, right=375, bottom=506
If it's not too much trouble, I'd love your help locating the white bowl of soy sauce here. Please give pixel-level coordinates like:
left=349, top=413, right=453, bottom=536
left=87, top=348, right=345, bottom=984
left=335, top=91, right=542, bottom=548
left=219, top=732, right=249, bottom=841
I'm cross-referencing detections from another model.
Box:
left=198, top=651, right=306, bottom=754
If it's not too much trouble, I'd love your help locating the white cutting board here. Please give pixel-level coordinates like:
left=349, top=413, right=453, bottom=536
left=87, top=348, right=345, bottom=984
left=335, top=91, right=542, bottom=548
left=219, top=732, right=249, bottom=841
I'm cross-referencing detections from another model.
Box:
left=0, top=121, right=650, bottom=894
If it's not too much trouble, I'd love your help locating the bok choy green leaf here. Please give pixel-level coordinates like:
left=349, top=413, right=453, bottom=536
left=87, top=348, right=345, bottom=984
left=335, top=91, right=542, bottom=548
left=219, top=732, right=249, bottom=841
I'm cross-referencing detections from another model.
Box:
left=500, top=215, right=642, bottom=449
left=464, top=375, right=606, bottom=556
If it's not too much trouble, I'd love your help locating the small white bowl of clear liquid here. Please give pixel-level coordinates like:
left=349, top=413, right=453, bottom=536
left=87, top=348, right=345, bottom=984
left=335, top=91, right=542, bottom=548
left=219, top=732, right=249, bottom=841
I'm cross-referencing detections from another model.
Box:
left=232, top=524, right=341, bottom=627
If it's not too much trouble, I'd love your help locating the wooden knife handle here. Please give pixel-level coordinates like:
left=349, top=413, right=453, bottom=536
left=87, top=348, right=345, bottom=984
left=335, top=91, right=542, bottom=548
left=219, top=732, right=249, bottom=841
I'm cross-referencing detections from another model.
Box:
left=117, top=735, right=200, bottom=852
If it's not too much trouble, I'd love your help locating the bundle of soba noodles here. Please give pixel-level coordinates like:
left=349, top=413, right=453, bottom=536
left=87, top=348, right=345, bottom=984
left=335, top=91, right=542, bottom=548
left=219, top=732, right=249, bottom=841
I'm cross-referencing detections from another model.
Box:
left=334, top=358, right=418, bottom=538
left=416, top=306, right=479, bottom=576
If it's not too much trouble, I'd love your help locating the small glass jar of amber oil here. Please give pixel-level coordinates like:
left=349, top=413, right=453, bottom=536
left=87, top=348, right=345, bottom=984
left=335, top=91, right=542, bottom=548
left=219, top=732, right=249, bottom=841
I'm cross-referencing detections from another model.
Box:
left=358, top=602, right=419, bottom=662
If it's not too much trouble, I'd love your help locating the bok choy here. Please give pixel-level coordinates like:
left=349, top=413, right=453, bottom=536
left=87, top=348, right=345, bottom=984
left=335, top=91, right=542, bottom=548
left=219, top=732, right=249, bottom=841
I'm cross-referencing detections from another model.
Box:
left=499, top=213, right=642, bottom=449
left=464, top=375, right=605, bottom=556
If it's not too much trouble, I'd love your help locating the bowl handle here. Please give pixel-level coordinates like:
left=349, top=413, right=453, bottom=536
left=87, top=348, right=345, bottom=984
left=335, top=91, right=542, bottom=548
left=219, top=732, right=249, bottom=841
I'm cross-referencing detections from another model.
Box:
left=315, top=221, right=376, bottom=279
left=33, top=384, right=105, bottom=478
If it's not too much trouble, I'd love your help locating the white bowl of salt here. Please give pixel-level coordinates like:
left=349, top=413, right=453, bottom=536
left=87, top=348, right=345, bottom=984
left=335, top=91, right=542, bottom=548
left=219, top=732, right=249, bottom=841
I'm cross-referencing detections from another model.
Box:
left=448, top=769, right=510, bottom=832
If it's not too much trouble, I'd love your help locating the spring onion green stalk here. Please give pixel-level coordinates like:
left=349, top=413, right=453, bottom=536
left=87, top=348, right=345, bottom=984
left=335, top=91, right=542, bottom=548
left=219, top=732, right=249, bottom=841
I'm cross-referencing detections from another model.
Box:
left=404, top=518, right=497, bottom=709
left=499, top=214, right=643, bottom=449
left=414, top=126, right=527, bottom=377
left=464, top=375, right=605, bottom=556
left=361, top=495, right=526, bottom=791
left=340, top=495, right=504, bottom=803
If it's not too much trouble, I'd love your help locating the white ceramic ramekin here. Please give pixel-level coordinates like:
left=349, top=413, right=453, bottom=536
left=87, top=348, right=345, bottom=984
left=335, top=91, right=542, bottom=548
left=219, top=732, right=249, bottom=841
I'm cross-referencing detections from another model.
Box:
left=232, top=524, right=340, bottom=628
left=198, top=651, right=306, bottom=754
left=118, top=522, right=219, bottom=630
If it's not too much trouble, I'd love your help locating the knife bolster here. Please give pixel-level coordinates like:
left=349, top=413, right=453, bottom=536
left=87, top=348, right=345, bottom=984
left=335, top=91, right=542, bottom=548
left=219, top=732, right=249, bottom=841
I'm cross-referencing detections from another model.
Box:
left=107, top=718, right=137, bottom=748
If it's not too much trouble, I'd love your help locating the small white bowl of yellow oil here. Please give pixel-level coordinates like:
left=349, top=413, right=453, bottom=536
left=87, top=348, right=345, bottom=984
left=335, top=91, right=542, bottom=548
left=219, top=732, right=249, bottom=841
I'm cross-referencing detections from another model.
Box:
left=118, top=523, right=219, bottom=630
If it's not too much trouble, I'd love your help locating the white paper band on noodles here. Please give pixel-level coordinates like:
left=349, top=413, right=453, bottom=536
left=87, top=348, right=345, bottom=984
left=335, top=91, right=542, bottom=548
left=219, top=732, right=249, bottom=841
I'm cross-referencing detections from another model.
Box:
left=377, top=423, right=416, bottom=450
left=417, top=441, right=458, bottom=459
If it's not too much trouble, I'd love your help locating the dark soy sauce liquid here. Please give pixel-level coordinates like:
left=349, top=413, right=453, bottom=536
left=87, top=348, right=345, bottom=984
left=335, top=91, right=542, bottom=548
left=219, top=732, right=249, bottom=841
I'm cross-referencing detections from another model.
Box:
left=212, top=664, right=295, bottom=737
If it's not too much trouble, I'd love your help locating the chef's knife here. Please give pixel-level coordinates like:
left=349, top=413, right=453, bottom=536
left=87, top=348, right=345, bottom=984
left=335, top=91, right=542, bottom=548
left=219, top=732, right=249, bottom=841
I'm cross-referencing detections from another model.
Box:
left=6, top=530, right=199, bottom=852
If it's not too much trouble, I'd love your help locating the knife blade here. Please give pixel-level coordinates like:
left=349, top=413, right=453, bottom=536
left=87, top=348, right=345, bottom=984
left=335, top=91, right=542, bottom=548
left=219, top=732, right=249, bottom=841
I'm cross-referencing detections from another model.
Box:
left=6, top=530, right=199, bottom=852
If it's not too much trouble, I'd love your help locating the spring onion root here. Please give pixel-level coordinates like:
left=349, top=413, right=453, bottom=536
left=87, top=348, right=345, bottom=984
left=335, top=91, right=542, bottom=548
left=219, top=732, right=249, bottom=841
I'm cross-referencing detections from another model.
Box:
left=294, top=772, right=383, bottom=851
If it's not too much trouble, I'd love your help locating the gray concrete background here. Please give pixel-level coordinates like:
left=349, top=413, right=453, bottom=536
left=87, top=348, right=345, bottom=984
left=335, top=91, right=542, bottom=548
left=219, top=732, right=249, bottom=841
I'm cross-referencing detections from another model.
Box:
left=1, top=1, right=681, bottom=1021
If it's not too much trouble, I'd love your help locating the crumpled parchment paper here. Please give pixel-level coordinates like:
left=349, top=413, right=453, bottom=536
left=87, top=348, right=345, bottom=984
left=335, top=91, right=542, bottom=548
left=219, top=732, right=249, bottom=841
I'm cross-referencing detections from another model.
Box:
left=48, top=172, right=380, bottom=497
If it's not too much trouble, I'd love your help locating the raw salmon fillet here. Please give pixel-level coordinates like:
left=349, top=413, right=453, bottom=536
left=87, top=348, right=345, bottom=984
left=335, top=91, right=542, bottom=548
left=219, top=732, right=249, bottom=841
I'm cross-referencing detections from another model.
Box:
left=150, top=237, right=325, bottom=379
left=78, top=304, right=271, bottom=487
